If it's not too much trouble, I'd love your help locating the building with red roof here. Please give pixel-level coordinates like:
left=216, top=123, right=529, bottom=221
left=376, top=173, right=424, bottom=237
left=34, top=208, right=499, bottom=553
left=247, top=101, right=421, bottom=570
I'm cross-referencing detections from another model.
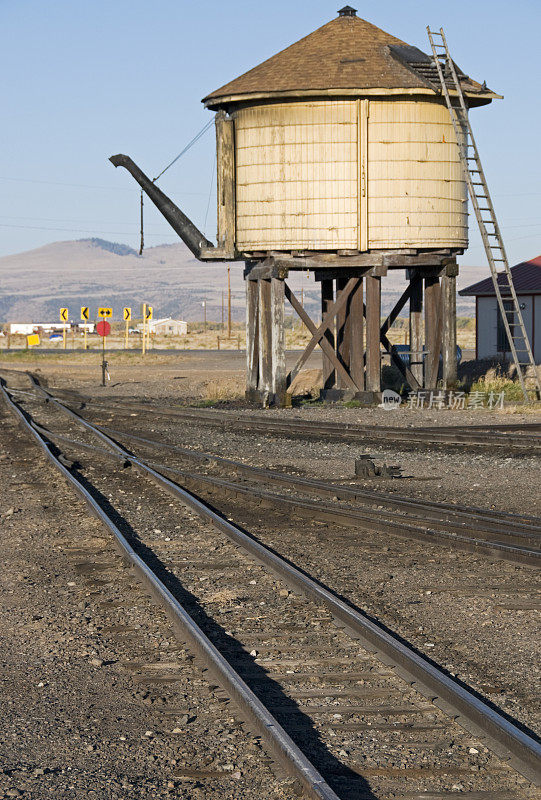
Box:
left=459, top=257, right=541, bottom=362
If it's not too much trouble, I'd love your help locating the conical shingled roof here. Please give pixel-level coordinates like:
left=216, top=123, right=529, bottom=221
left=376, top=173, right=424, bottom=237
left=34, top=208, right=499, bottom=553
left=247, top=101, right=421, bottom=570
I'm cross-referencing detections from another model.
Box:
left=203, top=10, right=497, bottom=108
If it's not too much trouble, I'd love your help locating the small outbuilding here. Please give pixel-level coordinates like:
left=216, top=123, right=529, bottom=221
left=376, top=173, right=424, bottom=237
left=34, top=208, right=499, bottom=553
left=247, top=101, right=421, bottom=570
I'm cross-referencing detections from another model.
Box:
left=147, top=318, right=188, bottom=336
left=459, top=256, right=541, bottom=363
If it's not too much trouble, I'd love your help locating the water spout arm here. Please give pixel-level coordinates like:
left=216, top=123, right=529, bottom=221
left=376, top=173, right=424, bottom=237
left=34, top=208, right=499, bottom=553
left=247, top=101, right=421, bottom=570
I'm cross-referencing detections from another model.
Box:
left=109, top=154, right=213, bottom=260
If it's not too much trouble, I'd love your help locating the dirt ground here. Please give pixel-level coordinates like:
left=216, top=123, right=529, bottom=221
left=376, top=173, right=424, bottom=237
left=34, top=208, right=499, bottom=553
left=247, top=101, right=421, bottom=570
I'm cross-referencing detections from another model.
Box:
left=0, top=402, right=301, bottom=800
left=0, top=352, right=539, bottom=799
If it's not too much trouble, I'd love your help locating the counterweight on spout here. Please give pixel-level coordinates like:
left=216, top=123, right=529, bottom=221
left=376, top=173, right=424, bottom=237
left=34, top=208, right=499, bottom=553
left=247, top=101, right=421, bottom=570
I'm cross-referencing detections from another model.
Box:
left=109, top=154, right=214, bottom=260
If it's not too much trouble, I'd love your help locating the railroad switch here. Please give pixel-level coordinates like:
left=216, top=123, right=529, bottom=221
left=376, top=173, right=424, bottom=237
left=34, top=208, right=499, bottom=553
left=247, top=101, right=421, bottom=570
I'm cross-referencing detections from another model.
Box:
left=354, top=456, right=402, bottom=479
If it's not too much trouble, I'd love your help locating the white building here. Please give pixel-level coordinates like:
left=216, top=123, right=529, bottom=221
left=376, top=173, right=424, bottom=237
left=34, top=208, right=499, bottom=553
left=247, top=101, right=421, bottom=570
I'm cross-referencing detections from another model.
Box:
left=9, top=323, right=38, bottom=335
left=147, top=318, right=188, bottom=336
left=460, top=257, right=541, bottom=363
left=8, top=322, right=95, bottom=334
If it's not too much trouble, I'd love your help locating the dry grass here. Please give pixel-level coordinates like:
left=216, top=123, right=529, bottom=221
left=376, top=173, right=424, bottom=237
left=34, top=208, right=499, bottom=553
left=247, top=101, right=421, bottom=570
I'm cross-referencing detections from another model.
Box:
left=201, top=377, right=244, bottom=403
left=205, top=588, right=244, bottom=604
left=288, top=368, right=322, bottom=397
left=469, top=370, right=540, bottom=404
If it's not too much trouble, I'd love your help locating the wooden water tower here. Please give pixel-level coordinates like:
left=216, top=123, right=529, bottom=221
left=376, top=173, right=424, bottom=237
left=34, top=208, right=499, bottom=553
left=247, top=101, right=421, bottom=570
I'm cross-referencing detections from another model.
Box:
left=111, top=7, right=499, bottom=404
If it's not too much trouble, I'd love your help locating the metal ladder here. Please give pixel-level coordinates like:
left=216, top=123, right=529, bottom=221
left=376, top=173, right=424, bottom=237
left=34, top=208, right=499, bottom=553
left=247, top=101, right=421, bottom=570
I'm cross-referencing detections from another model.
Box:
left=427, top=27, right=540, bottom=402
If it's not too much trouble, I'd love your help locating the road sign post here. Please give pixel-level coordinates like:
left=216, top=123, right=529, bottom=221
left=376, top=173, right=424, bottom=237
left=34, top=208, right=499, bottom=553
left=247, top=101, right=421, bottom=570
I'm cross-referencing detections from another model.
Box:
left=60, top=308, right=68, bottom=349
left=145, top=305, right=152, bottom=353
left=141, top=304, right=152, bottom=355
left=96, top=319, right=111, bottom=386
left=123, top=307, right=131, bottom=349
left=81, top=306, right=89, bottom=350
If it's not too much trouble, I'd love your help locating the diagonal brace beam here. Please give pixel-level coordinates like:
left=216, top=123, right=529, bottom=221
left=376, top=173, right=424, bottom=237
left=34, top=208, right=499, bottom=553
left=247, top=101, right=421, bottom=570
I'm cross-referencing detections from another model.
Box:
left=285, top=281, right=362, bottom=393
left=381, top=332, right=422, bottom=391
left=378, top=280, right=422, bottom=391
left=380, top=281, right=414, bottom=338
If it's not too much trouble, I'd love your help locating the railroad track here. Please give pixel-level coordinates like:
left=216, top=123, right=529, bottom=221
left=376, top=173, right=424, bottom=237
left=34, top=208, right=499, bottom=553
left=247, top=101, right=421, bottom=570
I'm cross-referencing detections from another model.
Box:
left=9, top=378, right=541, bottom=567
left=46, top=387, right=541, bottom=456
left=1, top=371, right=540, bottom=799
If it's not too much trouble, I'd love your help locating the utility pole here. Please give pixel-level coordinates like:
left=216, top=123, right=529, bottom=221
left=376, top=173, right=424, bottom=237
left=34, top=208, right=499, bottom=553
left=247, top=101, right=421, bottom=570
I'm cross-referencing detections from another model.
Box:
left=202, top=299, right=207, bottom=331
left=142, top=303, right=147, bottom=355
left=221, top=290, right=224, bottom=330
left=227, top=265, right=232, bottom=338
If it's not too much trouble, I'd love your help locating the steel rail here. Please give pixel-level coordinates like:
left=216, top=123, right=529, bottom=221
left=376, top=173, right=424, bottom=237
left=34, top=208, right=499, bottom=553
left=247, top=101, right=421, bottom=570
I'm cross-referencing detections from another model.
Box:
left=96, top=425, right=541, bottom=537
left=13, top=420, right=540, bottom=565
left=53, top=393, right=541, bottom=455
left=139, top=468, right=541, bottom=567
left=14, top=375, right=541, bottom=785
left=14, top=377, right=540, bottom=544
left=12, top=381, right=541, bottom=530
left=0, top=378, right=342, bottom=800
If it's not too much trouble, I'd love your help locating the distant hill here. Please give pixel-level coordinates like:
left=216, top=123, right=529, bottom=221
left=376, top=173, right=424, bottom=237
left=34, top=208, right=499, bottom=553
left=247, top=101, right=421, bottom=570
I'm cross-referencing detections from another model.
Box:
left=0, top=237, right=477, bottom=323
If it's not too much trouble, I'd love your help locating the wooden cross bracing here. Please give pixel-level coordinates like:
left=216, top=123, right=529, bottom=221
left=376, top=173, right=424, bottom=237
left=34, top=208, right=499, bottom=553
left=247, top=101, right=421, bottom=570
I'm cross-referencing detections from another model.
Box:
left=244, top=264, right=456, bottom=406
left=285, top=279, right=363, bottom=394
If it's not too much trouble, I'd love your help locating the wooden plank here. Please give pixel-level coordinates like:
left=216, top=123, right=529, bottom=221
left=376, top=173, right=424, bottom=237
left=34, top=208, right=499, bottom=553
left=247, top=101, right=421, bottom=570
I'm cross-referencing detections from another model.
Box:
left=245, top=279, right=259, bottom=400
left=336, top=276, right=349, bottom=389
left=258, top=279, right=272, bottom=397
left=348, top=279, right=364, bottom=391
left=409, top=274, right=424, bottom=387
left=441, top=272, right=457, bottom=387
left=365, top=275, right=381, bottom=392
left=357, top=99, right=369, bottom=251
left=271, top=277, right=286, bottom=405
left=272, top=252, right=452, bottom=271
left=215, top=112, right=236, bottom=258
left=321, top=279, right=335, bottom=389
left=285, top=282, right=362, bottom=393
left=424, top=276, right=442, bottom=389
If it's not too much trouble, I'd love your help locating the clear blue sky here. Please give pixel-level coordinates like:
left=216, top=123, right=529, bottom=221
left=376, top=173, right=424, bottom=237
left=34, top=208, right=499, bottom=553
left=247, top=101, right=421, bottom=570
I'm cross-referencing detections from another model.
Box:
left=1, top=0, right=540, bottom=267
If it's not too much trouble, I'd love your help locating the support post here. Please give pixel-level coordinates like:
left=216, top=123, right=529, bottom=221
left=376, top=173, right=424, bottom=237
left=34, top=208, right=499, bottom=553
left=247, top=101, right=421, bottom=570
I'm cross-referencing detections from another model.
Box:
left=442, top=272, right=457, bottom=387
left=424, top=276, right=442, bottom=389
left=271, top=277, right=286, bottom=406
left=321, top=279, right=335, bottom=389
left=365, top=275, right=381, bottom=392
left=347, top=278, right=364, bottom=391
left=215, top=112, right=236, bottom=258
left=258, top=279, right=272, bottom=401
left=245, top=279, right=259, bottom=401
left=409, top=273, right=423, bottom=387
left=336, top=276, right=349, bottom=389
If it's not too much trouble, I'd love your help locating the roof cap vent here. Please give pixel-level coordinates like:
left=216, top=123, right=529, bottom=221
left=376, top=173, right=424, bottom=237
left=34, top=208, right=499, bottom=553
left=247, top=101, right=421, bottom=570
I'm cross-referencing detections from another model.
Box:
left=338, top=5, right=357, bottom=16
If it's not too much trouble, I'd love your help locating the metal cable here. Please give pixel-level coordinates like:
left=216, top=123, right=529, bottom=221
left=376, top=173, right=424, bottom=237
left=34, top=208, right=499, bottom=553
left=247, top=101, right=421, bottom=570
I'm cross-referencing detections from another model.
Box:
left=152, top=118, right=214, bottom=183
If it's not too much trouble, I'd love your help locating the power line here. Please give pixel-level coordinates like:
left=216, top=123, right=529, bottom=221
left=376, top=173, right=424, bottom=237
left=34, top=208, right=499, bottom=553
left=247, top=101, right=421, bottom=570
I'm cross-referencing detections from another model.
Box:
left=0, top=223, right=177, bottom=236
left=0, top=175, right=208, bottom=195
left=0, top=213, right=182, bottom=228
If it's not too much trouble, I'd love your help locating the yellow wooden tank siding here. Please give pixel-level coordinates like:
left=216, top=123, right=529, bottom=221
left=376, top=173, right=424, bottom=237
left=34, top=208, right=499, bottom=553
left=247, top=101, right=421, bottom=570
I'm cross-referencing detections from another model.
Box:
left=233, top=99, right=468, bottom=252
left=235, top=101, right=359, bottom=250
